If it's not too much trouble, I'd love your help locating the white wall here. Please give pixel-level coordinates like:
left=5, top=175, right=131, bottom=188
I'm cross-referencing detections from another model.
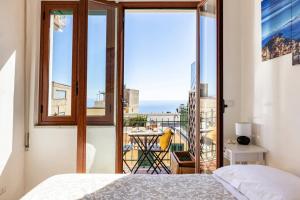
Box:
left=0, top=0, right=25, bottom=199
left=24, top=0, right=77, bottom=191
left=223, top=0, right=242, bottom=141
left=240, top=0, right=300, bottom=176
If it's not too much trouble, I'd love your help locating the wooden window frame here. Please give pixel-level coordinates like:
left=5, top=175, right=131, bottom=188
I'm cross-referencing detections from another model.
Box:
left=39, top=2, right=79, bottom=126
left=39, top=1, right=115, bottom=126
left=86, top=1, right=115, bottom=126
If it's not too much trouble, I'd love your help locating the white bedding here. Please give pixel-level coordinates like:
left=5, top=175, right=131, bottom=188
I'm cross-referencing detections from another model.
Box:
left=21, top=174, right=245, bottom=200
left=214, top=165, right=300, bottom=200
left=213, top=174, right=248, bottom=200
left=21, top=174, right=127, bottom=200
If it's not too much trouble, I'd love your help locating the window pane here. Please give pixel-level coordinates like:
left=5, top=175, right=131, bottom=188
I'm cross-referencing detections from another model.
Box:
left=86, top=10, right=107, bottom=116
left=53, top=89, right=67, bottom=100
left=48, top=10, right=73, bottom=117
left=199, top=0, right=217, bottom=172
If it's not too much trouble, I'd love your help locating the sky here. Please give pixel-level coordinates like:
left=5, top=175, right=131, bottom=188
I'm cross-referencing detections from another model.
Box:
left=87, top=14, right=107, bottom=102
left=52, top=15, right=73, bottom=87
left=51, top=13, right=108, bottom=107
left=124, top=10, right=216, bottom=101
left=51, top=10, right=217, bottom=104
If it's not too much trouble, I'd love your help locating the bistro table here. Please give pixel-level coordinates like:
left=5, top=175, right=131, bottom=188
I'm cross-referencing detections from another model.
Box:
left=128, top=129, right=163, bottom=174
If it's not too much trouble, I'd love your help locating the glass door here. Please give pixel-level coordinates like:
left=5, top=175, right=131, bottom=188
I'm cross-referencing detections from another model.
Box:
left=192, top=0, right=221, bottom=173
left=77, top=0, right=120, bottom=173
left=85, top=0, right=118, bottom=173
left=197, top=0, right=220, bottom=173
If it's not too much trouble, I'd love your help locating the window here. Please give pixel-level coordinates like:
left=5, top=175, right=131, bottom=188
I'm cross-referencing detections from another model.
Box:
left=53, top=89, right=67, bottom=100
left=86, top=1, right=115, bottom=125
left=39, top=1, right=115, bottom=125
left=39, top=2, right=78, bottom=125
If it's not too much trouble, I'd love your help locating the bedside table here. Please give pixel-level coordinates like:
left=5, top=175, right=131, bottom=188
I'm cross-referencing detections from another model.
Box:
left=224, top=144, right=268, bottom=165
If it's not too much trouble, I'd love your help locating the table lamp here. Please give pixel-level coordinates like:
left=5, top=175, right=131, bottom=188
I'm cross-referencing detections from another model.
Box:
left=235, top=122, right=252, bottom=145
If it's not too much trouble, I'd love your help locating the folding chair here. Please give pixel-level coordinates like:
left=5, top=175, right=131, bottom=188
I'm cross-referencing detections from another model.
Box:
left=147, top=128, right=174, bottom=174
left=123, top=144, right=133, bottom=173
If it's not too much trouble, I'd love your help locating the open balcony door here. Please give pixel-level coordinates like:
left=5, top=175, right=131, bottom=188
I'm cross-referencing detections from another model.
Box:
left=193, top=0, right=223, bottom=173
left=195, top=2, right=201, bottom=174
left=77, top=0, right=122, bottom=173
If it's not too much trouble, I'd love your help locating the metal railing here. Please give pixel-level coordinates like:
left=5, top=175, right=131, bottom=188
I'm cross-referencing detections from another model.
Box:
left=122, top=110, right=216, bottom=173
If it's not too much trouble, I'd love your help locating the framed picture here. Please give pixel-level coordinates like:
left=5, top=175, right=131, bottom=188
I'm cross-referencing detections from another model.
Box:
left=261, top=0, right=292, bottom=62
left=292, top=0, right=300, bottom=65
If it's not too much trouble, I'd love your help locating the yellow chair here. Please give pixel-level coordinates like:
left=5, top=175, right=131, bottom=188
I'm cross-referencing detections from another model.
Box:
left=159, top=128, right=173, bottom=151
left=148, top=128, right=174, bottom=174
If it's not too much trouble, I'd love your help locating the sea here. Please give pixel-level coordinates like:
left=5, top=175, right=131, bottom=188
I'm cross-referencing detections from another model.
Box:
left=87, top=99, right=187, bottom=114
left=139, top=100, right=187, bottom=114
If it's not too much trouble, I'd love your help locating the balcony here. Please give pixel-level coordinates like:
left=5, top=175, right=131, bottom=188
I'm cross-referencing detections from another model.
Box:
left=122, top=109, right=217, bottom=174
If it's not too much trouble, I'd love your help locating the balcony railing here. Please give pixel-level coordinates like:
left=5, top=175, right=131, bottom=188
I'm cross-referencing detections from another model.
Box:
left=123, top=110, right=217, bottom=174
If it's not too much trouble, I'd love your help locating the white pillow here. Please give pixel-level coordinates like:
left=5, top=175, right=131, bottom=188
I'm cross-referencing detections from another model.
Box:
left=213, top=165, right=300, bottom=200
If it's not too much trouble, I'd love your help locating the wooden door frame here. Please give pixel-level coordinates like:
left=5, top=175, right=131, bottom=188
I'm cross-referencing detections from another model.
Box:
left=77, top=0, right=88, bottom=173
left=115, top=0, right=223, bottom=173
left=216, top=0, right=224, bottom=169
left=76, top=0, right=223, bottom=174
left=77, top=0, right=121, bottom=173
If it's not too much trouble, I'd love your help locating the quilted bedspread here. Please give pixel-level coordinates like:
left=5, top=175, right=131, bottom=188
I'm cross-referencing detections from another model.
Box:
left=80, top=174, right=236, bottom=200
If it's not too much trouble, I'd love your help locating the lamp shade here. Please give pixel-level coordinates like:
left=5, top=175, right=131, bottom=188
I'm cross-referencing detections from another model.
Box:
left=235, top=122, right=252, bottom=137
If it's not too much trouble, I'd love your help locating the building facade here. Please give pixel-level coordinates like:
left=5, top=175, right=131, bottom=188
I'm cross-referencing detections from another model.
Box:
left=124, top=88, right=139, bottom=114
left=49, top=81, right=72, bottom=116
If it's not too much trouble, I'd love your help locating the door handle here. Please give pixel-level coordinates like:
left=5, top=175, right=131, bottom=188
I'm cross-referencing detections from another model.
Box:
left=222, top=99, right=228, bottom=114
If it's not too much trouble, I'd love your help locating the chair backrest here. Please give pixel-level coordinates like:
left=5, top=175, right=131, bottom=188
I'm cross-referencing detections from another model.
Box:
left=207, top=128, right=217, bottom=144
left=159, top=128, right=174, bottom=151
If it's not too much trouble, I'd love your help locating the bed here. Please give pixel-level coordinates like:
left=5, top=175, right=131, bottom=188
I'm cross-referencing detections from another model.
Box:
left=21, top=165, right=300, bottom=200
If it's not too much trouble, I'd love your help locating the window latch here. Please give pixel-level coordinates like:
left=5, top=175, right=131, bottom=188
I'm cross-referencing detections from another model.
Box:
left=76, top=81, right=79, bottom=96
left=25, top=132, right=30, bottom=151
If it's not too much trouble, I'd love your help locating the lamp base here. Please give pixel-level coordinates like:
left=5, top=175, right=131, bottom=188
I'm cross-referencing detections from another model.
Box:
left=237, top=136, right=250, bottom=145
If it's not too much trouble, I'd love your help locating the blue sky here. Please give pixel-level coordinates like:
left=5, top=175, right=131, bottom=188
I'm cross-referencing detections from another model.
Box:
left=52, top=14, right=107, bottom=106
left=52, top=15, right=73, bottom=86
left=124, top=11, right=216, bottom=101
left=51, top=11, right=217, bottom=103
left=200, top=15, right=217, bottom=97
left=87, top=14, right=107, bottom=102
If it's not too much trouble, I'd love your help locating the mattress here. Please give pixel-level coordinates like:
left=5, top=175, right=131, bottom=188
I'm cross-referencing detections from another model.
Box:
left=21, top=174, right=246, bottom=200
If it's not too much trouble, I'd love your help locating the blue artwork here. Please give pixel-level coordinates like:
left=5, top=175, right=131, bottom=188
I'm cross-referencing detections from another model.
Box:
left=262, top=0, right=300, bottom=65
left=292, top=0, right=300, bottom=65
left=261, top=0, right=292, bottom=61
